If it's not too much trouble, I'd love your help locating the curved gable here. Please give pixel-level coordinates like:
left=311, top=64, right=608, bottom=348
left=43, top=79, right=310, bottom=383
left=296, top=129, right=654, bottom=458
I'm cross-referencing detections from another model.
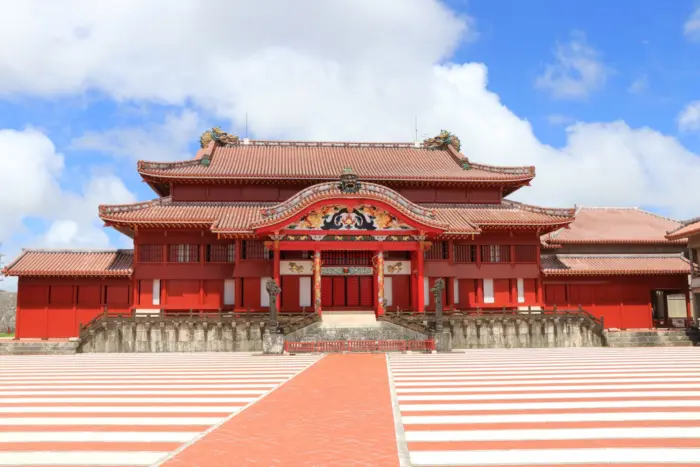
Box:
left=252, top=181, right=456, bottom=235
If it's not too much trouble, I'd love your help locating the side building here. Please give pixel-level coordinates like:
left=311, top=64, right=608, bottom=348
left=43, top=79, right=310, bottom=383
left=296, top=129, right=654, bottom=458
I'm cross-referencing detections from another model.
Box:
left=542, top=207, right=692, bottom=329
left=666, top=218, right=700, bottom=320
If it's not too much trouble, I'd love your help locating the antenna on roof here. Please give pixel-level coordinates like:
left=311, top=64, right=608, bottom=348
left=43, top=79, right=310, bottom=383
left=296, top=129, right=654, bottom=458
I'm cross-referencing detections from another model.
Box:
left=0, top=243, right=5, bottom=281
left=414, top=116, right=418, bottom=142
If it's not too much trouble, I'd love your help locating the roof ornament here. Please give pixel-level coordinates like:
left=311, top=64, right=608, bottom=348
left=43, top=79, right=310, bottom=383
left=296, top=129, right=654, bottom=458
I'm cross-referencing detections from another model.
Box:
left=199, top=127, right=240, bottom=148
left=423, top=130, right=461, bottom=153
left=338, top=167, right=361, bottom=194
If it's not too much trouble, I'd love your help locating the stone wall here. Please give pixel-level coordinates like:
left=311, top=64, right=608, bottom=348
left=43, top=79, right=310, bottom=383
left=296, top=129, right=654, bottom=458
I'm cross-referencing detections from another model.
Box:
left=285, top=321, right=427, bottom=342
left=446, top=315, right=604, bottom=348
left=79, top=320, right=267, bottom=353
left=0, top=291, right=16, bottom=333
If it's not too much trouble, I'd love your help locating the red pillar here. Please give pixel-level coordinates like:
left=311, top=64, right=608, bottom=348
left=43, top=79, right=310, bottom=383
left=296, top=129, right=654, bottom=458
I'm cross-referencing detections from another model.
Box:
left=417, top=246, right=425, bottom=313
left=686, top=288, right=693, bottom=319
left=376, top=251, right=385, bottom=316
left=234, top=239, right=243, bottom=312
left=273, top=248, right=281, bottom=286
left=536, top=277, right=544, bottom=306
left=313, top=250, right=322, bottom=315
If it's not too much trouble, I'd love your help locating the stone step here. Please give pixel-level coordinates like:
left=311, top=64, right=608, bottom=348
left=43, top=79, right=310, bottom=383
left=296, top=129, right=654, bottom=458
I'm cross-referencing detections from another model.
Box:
left=608, top=341, right=695, bottom=347
left=606, top=335, right=697, bottom=342
left=0, top=341, right=80, bottom=355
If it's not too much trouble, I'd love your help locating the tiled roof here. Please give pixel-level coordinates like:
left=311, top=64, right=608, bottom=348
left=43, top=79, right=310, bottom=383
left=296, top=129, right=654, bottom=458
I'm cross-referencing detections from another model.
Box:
left=666, top=217, right=700, bottom=241
left=426, top=200, right=574, bottom=230
left=2, top=249, right=133, bottom=277
left=137, top=140, right=535, bottom=184
left=541, top=254, right=692, bottom=276
left=545, top=207, right=685, bottom=245
left=100, top=195, right=573, bottom=236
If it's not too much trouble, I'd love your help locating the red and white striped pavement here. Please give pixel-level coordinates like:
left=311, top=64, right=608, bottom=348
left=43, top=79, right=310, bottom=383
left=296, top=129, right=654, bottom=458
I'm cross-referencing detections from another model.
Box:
left=389, top=347, right=700, bottom=466
left=0, top=352, right=320, bottom=466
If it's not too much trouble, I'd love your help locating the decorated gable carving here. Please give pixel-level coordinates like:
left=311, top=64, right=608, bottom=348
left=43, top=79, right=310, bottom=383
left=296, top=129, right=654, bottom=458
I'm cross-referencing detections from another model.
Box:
left=286, top=205, right=413, bottom=231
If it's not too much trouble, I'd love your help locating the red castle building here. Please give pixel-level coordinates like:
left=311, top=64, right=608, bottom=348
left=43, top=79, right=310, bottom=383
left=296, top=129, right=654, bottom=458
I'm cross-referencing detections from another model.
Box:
left=2, top=129, right=694, bottom=339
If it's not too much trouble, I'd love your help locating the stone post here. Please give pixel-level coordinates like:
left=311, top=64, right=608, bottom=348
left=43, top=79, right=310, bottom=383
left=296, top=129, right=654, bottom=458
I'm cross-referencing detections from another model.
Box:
left=263, top=279, right=284, bottom=354
left=430, top=278, right=451, bottom=352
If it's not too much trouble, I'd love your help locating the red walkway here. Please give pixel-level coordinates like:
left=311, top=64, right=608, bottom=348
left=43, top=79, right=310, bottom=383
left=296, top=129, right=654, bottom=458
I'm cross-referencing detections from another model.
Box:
left=160, top=354, right=400, bottom=467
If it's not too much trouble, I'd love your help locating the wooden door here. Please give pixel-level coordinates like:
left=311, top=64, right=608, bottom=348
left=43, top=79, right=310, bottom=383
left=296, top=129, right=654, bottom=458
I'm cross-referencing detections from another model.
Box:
left=321, top=277, right=333, bottom=308
left=346, top=276, right=360, bottom=307
left=391, top=275, right=411, bottom=311
left=333, top=277, right=346, bottom=307
left=359, top=276, right=373, bottom=308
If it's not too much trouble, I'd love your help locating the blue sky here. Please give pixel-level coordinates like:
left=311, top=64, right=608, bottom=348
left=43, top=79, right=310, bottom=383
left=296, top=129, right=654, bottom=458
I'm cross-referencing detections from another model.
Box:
left=1, top=0, right=700, bottom=288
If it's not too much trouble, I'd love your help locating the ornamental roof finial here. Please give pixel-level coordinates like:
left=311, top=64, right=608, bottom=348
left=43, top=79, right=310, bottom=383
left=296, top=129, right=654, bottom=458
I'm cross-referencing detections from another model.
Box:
left=339, top=167, right=361, bottom=194
left=423, top=130, right=461, bottom=152
left=200, top=127, right=240, bottom=148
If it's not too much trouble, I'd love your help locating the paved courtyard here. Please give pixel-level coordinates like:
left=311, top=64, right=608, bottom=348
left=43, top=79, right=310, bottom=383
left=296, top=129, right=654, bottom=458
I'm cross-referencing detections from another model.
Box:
left=0, top=347, right=698, bottom=466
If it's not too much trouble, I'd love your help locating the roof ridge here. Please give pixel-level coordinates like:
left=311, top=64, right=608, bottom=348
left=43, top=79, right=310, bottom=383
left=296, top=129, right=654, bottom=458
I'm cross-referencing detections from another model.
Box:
left=551, top=253, right=686, bottom=259
left=19, top=248, right=134, bottom=254
left=100, top=197, right=171, bottom=215
left=577, top=206, right=680, bottom=224
left=502, top=199, right=576, bottom=218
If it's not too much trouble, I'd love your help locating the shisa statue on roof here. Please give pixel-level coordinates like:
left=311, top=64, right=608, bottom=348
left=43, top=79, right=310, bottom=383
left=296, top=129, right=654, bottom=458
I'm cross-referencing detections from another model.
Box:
left=424, top=130, right=461, bottom=153
left=200, top=127, right=240, bottom=148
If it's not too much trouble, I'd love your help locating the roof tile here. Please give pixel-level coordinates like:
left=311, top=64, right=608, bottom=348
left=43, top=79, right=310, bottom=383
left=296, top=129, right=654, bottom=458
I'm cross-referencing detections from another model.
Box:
left=2, top=250, right=133, bottom=277
left=546, top=207, right=684, bottom=245
left=541, top=254, right=691, bottom=276
left=138, top=141, right=535, bottom=184
left=666, top=218, right=700, bottom=241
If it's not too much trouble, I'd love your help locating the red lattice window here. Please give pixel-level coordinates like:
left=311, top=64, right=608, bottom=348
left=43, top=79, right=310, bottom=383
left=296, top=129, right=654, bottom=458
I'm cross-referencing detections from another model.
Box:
left=514, top=245, right=537, bottom=263
left=242, top=240, right=270, bottom=260
left=480, top=245, right=510, bottom=263
left=424, top=241, right=449, bottom=261
left=168, top=244, right=200, bottom=263
left=321, top=251, right=373, bottom=266
left=206, top=244, right=235, bottom=263
left=454, top=245, right=477, bottom=263
left=138, top=244, right=163, bottom=263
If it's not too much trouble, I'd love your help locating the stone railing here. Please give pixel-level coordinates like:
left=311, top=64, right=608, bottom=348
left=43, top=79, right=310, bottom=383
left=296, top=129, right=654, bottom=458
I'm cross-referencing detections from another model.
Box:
left=78, top=308, right=319, bottom=353
left=379, top=306, right=605, bottom=349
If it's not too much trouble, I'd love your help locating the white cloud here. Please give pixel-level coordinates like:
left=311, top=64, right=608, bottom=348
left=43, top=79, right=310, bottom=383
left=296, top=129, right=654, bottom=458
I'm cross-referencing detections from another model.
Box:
left=535, top=31, right=610, bottom=100
left=678, top=101, right=700, bottom=132
left=546, top=114, right=575, bottom=126
left=71, top=110, right=202, bottom=162
left=627, top=75, right=648, bottom=94
left=684, top=8, right=700, bottom=41
left=0, top=128, right=135, bottom=290
left=0, top=0, right=697, bottom=236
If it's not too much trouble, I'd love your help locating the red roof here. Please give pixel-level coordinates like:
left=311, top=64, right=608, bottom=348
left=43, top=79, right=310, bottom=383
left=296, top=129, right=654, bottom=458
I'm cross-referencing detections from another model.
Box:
left=2, top=249, right=133, bottom=277
left=544, top=207, right=685, bottom=245
left=666, top=218, right=700, bottom=241
left=541, top=254, right=692, bottom=276
left=137, top=140, right=535, bottom=186
left=100, top=194, right=573, bottom=237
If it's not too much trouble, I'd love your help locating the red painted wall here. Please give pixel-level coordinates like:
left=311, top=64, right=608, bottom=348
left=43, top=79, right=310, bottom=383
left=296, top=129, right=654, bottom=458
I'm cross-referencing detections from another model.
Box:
left=16, top=277, right=132, bottom=339
left=170, top=183, right=502, bottom=205
left=543, top=275, right=687, bottom=329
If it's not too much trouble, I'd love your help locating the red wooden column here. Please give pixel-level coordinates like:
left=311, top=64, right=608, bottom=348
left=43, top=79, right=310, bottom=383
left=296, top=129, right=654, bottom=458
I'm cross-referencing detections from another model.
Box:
left=686, top=288, right=693, bottom=319
left=313, top=250, right=322, bottom=315
left=234, top=239, right=244, bottom=311
left=376, top=251, right=385, bottom=317
left=416, top=241, right=425, bottom=313
left=536, top=277, right=544, bottom=306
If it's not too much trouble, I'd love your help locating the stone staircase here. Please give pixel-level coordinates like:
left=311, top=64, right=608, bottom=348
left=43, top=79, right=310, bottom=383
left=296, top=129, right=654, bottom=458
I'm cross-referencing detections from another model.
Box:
left=285, top=311, right=427, bottom=342
left=0, top=340, right=80, bottom=355
left=605, top=329, right=700, bottom=347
